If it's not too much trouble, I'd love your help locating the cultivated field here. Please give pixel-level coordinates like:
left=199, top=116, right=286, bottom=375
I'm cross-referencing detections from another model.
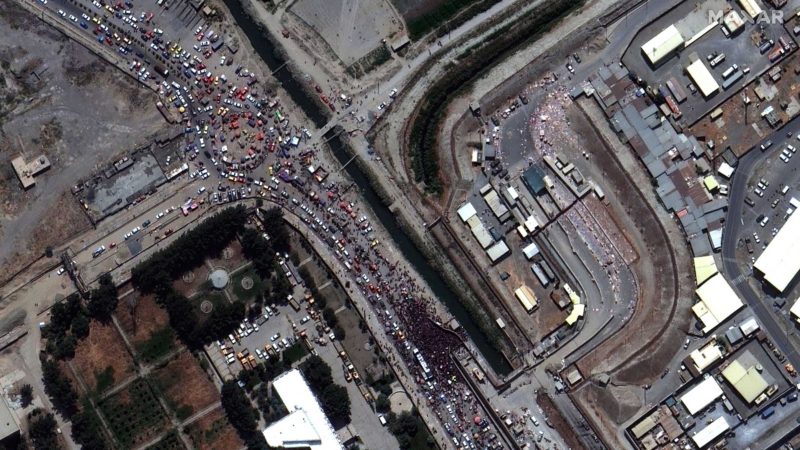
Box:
left=185, top=408, right=243, bottom=450
left=100, top=378, right=170, bottom=449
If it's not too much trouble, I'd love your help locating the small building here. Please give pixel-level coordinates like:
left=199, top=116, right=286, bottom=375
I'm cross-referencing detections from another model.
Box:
left=389, top=34, right=410, bottom=52
left=521, top=166, right=547, bottom=196
left=11, top=154, right=51, bottom=189
left=691, top=416, right=729, bottom=449
left=522, top=243, right=540, bottom=260
left=723, top=10, right=745, bottom=35
left=688, top=339, right=722, bottom=375
left=457, top=202, right=477, bottom=222
left=514, top=285, right=538, bottom=313
left=686, top=60, right=719, bottom=98
left=486, top=240, right=510, bottom=263
left=692, top=273, right=744, bottom=333
left=680, top=376, right=723, bottom=415
left=641, top=25, right=685, bottom=67
left=738, top=0, right=763, bottom=19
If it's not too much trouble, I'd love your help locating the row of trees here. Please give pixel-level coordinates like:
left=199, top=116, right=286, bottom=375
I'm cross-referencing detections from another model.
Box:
left=299, top=355, right=351, bottom=426
left=131, top=206, right=248, bottom=293
left=40, top=357, right=107, bottom=449
left=220, top=381, right=268, bottom=450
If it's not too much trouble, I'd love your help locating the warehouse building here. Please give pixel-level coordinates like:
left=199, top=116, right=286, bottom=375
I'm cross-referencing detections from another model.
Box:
left=692, top=273, right=744, bottom=333
left=738, top=0, right=763, bottom=19
left=514, top=285, right=538, bottom=313
left=754, top=209, right=800, bottom=293
left=686, top=59, right=719, bottom=98
left=522, top=166, right=547, bottom=196
left=641, top=24, right=685, bottom=67
left=721, top=352, right=769, bottom=404
left=487, top=240, right=510, bottom=263
left=263, top=369, right=342, bottom=450
left=680, top=376, right=724, bottom=415
left=691, top=416, right=729, bottom=449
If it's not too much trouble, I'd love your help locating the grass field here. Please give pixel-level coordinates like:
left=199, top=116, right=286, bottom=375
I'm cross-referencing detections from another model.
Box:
left=100, top=378, right=168, bottom=449
left=191, top=292, right=228, bottom=325
left=230, top=267, right=262, bottom=303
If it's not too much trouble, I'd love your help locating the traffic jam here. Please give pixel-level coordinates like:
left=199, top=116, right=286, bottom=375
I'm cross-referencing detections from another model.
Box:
left=42, top=0, right=507, bottom=446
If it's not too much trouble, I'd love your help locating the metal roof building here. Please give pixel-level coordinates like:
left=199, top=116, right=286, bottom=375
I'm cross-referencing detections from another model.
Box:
left=457, top=202, right=477, bottom=222
left=641, top=25, right=685, bottom=67
left=521, top=166, right=546, bottom=195
left=686, top=60, right=719, bottom=98
left=680, top=376, right=723, bottom=415
left=692, top=273, right=744, bottom=333
left=514, top=285, right=537, bottom=312
left=691, top=416, right=729, bottom=449
left=754, top=209, right=800, bottom=292
left=486, top=240, right=510, bottom=263
left=689, top=340, right=722, bottom=374
left=722, top=358, right=769, bottom=404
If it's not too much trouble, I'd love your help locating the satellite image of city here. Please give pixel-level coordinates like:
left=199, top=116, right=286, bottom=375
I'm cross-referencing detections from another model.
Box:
left=2, top=0, right=800, bottom=448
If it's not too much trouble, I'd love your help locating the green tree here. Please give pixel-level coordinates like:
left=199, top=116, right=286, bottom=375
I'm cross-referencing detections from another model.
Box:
left=71, top=313, right=90, bottom=340
left=19, top=384, right=33, bottom=408
left=87, top=273, right=118, bottom=320
left=27, top=409, right=58, bottom=450
left=375, top=393, right=391, bottom=413
left=299, top=355, right=332, bottom=392
left=40, top=357, right=76, bottom=417
left=320, top=384, right=351, bottom=424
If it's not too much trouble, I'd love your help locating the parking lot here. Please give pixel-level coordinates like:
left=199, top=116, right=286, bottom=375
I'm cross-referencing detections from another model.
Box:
left=622, top=0, right=797, bottom=125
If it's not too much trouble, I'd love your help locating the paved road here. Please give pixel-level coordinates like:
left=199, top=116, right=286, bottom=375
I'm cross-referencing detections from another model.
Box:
left=722, top=115, right=800, bottom=370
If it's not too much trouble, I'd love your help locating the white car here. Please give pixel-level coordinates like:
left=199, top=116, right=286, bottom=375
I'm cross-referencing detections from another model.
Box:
left=198, top=186, right=206, bottom=194
left=56, top=267, right=65, bottom=276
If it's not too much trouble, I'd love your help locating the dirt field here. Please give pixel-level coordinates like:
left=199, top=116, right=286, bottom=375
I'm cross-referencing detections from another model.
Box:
left=0, top=0, right=166, bottom=281
left=115, top=291, right=171, bottom=346
left=185, top=407, right=243, bottom=450
left=537, top=391, right=586, bottom=450
left=289, top=0, right=403, bottom=66
left=71, top=321, right=135, bottom=393
left=151, top=351, right=218, bottom=418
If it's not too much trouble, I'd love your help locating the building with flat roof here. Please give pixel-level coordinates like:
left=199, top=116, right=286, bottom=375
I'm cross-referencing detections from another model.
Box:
left=11, top=154, right=51, bottom=189
left=686, top=60, right=719, bottom=98
left=692, top=273, right=744, bottom=333
left=521, top=166, right=546, bottom=196
left=691, top=416, right=729, bottom=449
left=263, top=369, right=342, bottom=450
left=688, top=339, right=723, bottom=375
left=754, top=210, right=800, bottom=292
left=723, top=10, right=745, bottom=35
left=792, top=298, right=800, bottom=323
left=0, top=396, right=19, bottom=446
left=486, top=240, right=509, bottom=263
left=722, top=354, right=769, bottom=404
left=680, top=376, right=723, bottom=415
left=641, top=25, right=685, bottom=67
left=738, top=0, right=763, bottom=19
left=457, top=202, right=477, bottom=222
left=514, top=285, right=537, bottom=313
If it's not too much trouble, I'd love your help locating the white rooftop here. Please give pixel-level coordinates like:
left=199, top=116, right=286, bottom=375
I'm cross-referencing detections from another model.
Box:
left=691, top=416, right=729, bottom=448
left=641, top=24, right=684, bottom=66
left=457, top=202, right=477, bottom=222
left=686, top=59, right=719, bottom=98
left=263, top=369, right=342, bottom=450
left=680, top=376, right=723, bottom=415
left=755, top=209, right=800, bottom=292
left=692, top=273, right=744, bottom=334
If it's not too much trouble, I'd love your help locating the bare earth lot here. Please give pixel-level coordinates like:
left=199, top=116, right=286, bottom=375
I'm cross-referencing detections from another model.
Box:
left=290, top=0, right=403, bottom=66
left=152, top=351, right=218, bottom=418
left=115, top=291, right=171, bottom=346
left=0, top=0, right=166, bottom=283
left=71, top=321, right=135, bottom=393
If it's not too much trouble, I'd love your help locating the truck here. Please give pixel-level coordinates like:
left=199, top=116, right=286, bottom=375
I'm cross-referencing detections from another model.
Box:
left=722, top=65, right=738, bottom=79
left=709, top=53, right=726, bottom=68
left=761, top=406, right=775, bottom=419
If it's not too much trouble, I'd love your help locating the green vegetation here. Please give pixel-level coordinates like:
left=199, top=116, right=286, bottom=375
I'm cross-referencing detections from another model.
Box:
left=94, top=366, right=115, bottom=395
left=231, top=268, right=263, bottom=303
left=136, top=327, right=176, bottom=364
left=43, top=293, right=86, bottom=360
left=346, top=45, right=391, bottom=79
left=300, top=355, right=351, bottom=424
left=145, top=430, right=185, bottom=450
left=41, top=356, right=77, bottom=416
left=100, top=378, right=166, bottom=449
left=19, top=384, right=33, bottom=408
left=220, top=381, right=267, bottom=450
left=28, top=408, right=59, bottom=450
left=71, top=399, right=109, bottom=450
left=281, top=341, right=308, bottom=366
left=386, top=410, right=436, bottom=449
left=131, top=206, right=248, bottom=294
left=405, top=0, right=501, bottom=40
left=87, top=273, right=119, bottom=321
left=407, top=0, right=584, bottom=193
left=239, top=228, right=276, bottom=279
